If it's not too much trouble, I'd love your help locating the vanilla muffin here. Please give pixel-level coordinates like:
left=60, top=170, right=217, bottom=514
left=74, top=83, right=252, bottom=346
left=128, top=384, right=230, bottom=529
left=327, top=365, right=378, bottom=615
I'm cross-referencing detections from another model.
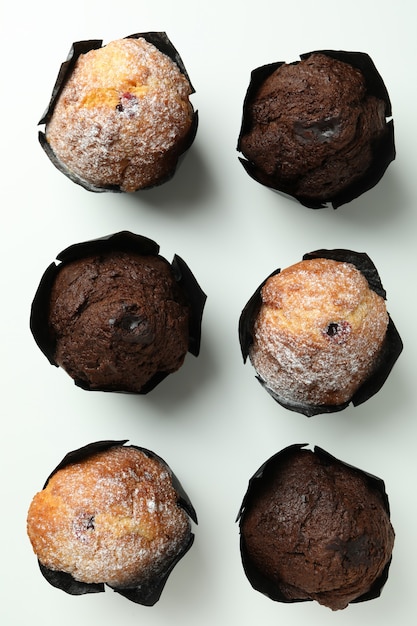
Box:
left=239, top=250, right=402, bottom=415
left=27, top=440, right=197, bottom=605
left=39, top=33, right=197, bottom=192
left=238, top=51, right=395, bottom=208
left=30, top=232, right=206, bottom=393
left=238, top=444, right=395, bottom=610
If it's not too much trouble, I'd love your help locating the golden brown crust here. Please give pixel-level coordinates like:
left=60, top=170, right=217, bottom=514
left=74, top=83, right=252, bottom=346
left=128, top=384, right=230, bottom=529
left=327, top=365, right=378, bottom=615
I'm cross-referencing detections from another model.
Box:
left=249, top=258, right=389, bottom=407
left=27, top=447, right=191, bottom=587
left=45, top=38, right=194, bottom=191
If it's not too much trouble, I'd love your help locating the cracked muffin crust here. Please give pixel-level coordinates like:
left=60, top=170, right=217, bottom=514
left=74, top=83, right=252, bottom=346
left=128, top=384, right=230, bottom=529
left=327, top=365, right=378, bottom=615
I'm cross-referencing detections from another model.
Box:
left=27, top=441, right=197, bottom=605
left=248, top=257, right=389, bottom=411
left=43, top=36, right=195, bottom=191
left=238, top=51, right=394, bottom=208
left=47, top=250, right=190, bottom=392
left=238, top=446, right=394, bottom=610
left=30, top=232, right=207, bottom=394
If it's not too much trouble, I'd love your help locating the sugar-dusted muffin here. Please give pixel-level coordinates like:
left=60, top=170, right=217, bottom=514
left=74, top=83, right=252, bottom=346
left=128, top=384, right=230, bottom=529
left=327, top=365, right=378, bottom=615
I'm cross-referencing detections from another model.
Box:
left=27, top=440, right=197, bottom=605
left=239, top=249, right=402, bottom=415
left=39, top=33, right=197, bottom=192
left=30, top=232, right=206, bottom=393
left=238, top=51, right=395, bottom=208
left=238, top=444, right=395, bottom=610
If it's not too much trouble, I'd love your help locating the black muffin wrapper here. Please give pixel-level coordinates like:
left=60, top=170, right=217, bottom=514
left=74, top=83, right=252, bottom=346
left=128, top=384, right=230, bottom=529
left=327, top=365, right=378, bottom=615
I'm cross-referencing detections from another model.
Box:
left=237, top=50, right=395, bottom=209
left=38, top=32, right=198, bottom=193
left=29, top=231, right=207, bottom=393
left=36, top=440, right=197, bottom=605
left=238, top=249, right=403, bottom=416
left=237, top=443, right=393, bottom=605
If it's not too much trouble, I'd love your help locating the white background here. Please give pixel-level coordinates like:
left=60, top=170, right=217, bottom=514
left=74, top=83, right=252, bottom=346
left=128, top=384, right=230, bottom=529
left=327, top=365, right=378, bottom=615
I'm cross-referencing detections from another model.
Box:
left=1, top=1, right=416, bottom=624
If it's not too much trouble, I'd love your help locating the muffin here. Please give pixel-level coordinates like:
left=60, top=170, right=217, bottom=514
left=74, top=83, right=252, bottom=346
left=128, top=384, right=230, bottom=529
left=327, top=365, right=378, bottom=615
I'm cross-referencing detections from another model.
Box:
left=239, top=249, right=403, bottom=416
left=39, top=33, right=198, bottom=192
left=237, top=51, right=395, bottom=208
left=30, top=231, right=206, bottom=393
left=27, top=440, right=197, bottom=605
left=237, top=444, right=395, bottom=610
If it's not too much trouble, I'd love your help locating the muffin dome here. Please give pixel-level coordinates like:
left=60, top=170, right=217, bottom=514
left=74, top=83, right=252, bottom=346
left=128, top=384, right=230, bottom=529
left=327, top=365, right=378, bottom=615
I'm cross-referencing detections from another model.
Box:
left=39, top=34, right=197, bottom=192
left=30, top=232, right=206, bottom=393
left=239, top=249, right=402, bottom=415
left=238, top=51, right=395, bottom=208
left=27, top=440, right=197, bottom=605
left=238, top=444, right=394, bottom=610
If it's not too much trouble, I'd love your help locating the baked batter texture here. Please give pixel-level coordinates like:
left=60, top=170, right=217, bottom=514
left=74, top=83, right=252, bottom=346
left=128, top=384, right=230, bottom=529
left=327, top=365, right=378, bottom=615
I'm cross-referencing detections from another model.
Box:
left=249, top=257, right=388, bottom=409
left=27, top=441, right=197, bottom=605
left=239, top=446, right=394, bottom=610
left=42, top=36, right=196, bottom=191
left=30, top=232, right=207, bottom=394
left=238, top=52, right=394, bottom=207
left=48, top=251, right=190, bottom=392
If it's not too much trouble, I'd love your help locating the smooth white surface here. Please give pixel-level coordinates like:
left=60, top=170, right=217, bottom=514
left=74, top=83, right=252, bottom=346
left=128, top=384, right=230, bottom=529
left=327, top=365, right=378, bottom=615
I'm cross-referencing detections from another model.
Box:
left=1, top=1, right=416, bottom=624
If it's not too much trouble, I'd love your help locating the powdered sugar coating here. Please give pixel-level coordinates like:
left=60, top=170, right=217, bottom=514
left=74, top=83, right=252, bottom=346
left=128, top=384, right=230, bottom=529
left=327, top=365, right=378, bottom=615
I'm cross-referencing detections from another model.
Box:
left=45, top=38, right=194, bottom=191
left=249, top=258, right=389, bottom=407
left=27, top=446, right=191, bottom=587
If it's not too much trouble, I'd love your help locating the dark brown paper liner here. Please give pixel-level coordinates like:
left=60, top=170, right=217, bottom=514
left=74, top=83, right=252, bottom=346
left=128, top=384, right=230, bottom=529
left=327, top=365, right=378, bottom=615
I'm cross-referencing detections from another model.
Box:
left=36, top=440, right=197, bottom=605
left=237, top=444, right=393, bottom=605
left=238, top=249, right=403, bottom=416
left=38, top=32, right=198, bottom=192
left=237, top=50, right=395, bottom=209
left=30, top=231, right=207, bottom=393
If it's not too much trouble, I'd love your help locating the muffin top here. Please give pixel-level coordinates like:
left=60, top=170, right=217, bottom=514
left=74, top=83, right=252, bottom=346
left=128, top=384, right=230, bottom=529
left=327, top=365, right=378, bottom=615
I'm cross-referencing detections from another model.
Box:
left=249, top=257, right=389, bottom=407
left=240, top=447, right=394, bottom=610
left=45, top=37, right=194, bottom=191
left=27, top=445, right=192, bottom=588
left=48, top=250, right=190, bottom=392
left=239, top=52, right=392, bottom=207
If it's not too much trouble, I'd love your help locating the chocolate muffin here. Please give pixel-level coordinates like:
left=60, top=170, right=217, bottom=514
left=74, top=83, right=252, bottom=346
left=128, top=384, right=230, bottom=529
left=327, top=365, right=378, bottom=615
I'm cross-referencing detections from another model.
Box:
left=238, top=444, right=395, bottom=610
left=30, top=232, right=206, bottom=393
left=238, top=51, right=395, bottom=208
left=39, top=33, right=197, bottom=192
left=239, top=249, right=403, bottom=416
left=27, top=440, right=197, bottom=605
